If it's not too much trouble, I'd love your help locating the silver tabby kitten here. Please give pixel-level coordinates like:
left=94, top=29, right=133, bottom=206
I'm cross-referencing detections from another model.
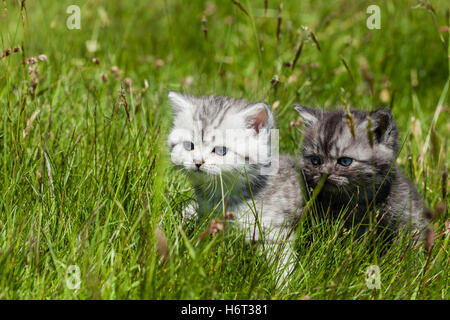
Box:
left=294, top=105, right=426, bottom=240
left=168, top=91, right=302, bottom=283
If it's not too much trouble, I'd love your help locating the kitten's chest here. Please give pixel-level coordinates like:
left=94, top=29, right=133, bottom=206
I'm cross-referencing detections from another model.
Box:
left=196, top=188, right=264, bottom=225
left=197, top=191, right=257, bottom=215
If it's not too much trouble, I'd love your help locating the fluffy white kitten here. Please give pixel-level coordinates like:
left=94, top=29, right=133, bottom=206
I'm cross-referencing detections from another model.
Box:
left=167, top=91, right=303, bottom=286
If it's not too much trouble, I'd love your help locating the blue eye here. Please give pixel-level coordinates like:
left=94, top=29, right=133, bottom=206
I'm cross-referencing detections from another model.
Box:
left=183, top=141, right=194, bottom=151
left=337, top=157, right=353, bottom=166
left=310, top=156, right=322, bottom=166
left=213, top=146, right=227, bottom=156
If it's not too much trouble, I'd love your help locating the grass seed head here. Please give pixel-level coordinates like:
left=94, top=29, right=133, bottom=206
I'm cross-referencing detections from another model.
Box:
left=277, top=3, right=283, bottom=43
left=155, top=226, right=170, bottom=262
left=272, top=101, right=280, bottom=109
left=290, top=118, right=303, bottom=128
left=424, top=226, right=434, bottom=254
left=434, top=202, right=446, bottom=220
left=154, top=59, right=164, bottom=68
left=182, top=76, right=194, bottom=87
left=200, top=219, right=225, bottom=239
left=441, top=168, right=447, bottom=201
left=23, top=109, right=41, bottom=139
left=424, top=207, right=435, bottom=221
left=224, top=16, right=233, bottom=25
left=343, top=106, right=355, bottom=138
left=143, top=79, right=149, bottom=90
left=124, top=77, right=132, bottom=87
left=340, top=89, right=355, bottom=138
left=38, top=54, right=48, bottom=62
left=26, top=57, right=37, bottom=65
left=380, top=89, right=390, bottom=103
left=110, top=66, right=119, bottom=73
left=202, top=15, right=208, bottom=40
left=231, top=0, right=249, bottom=17
left=270, top=75, right=280, bottom=87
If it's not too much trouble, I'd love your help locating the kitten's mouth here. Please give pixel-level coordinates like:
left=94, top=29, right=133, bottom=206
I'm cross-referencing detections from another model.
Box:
left=192, top=167, right=217, bottom=175
left=313, top=175, right=348, bottom=193
left=310, top=175, right=338, bottom=191
left=323, top=182, right=339, bottom=192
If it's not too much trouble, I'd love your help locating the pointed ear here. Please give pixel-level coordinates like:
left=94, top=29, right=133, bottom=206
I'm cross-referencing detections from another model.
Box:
left=244, top=102, right=274, bottom=134
left=369, top=108, right=396, bottom=144
left=293, top=104, right=319, bottom=125
left=168, top=91, right=192, bottom=112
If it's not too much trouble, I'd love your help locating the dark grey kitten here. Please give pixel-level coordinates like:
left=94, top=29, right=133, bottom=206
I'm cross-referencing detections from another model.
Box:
left=294, top=105, right=427, bottom=241
left=168, top=92, right=303, bottom=283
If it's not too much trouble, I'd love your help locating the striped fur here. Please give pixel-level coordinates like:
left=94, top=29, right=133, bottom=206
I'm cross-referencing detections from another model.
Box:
left=294, top=105, right=427, bottom=241
left=168, top=92, right=303, bottom=285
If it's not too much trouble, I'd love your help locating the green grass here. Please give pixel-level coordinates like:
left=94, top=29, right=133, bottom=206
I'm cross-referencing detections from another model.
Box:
left=0, top=0, right=448, bottom=299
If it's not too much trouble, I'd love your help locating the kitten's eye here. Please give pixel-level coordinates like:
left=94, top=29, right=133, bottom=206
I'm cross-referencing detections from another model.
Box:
left=310, top=156, right=323, bottom=166
left=337, top=157, right=353, bottom=166
left=183, top=141, right=194, bottom=151
left=213, top=146, right=227, bottom=156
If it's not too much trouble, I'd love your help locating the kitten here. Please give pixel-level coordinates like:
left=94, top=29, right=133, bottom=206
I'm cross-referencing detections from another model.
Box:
left=168, top=91, right=303, bottom=283
left=294, top=105, right=427, bottom=242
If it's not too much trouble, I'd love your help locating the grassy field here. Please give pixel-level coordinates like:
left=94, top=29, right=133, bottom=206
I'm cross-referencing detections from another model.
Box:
left=0, top=0, right=448, bottom=299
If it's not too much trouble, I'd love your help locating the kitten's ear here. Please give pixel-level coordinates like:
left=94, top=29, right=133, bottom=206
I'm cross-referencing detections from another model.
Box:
left=293, top=104, right=319, bottom=126
left=245, top=102, right=274, bottom=134
left=369, top=108, right=397, bottom=144
left=168, top=91, right=192, bottom=112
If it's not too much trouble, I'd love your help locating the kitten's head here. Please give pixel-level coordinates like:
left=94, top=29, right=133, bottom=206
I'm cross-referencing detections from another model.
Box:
left=168, top=91, right=274, bottom=186
left=294, top=105, right=399, bottom=196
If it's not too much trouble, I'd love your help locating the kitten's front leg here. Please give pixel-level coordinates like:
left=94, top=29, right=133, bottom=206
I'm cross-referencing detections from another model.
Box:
left=264, top=239, right=297, bottom=290
left=241, top=211, right=298, bottom=289
left=181, top=202, right=199, bottom=223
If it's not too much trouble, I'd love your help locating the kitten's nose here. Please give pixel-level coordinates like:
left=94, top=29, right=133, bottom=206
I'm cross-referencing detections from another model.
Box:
left=194, top=160, right=203, bottom=169
left=322, top=164, right=333, bottom=175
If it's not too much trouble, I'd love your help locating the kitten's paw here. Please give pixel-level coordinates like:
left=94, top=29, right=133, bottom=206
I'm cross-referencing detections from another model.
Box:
left=261, top=239, right=297, bottom=292
left=181, top=203, right=198, bottom=223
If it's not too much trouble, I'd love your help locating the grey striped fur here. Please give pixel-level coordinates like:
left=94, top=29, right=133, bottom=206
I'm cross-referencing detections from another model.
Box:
left=294, top=105, right=427, bottom=240
left=168, top=92, right=303, bottom=285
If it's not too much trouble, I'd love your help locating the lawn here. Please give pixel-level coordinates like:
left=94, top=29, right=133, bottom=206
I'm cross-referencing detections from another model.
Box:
left=0, top=0, right=448, bottom=299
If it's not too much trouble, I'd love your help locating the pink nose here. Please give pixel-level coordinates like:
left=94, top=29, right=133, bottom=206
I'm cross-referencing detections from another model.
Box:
left=194, top=161, right=203, bottom=169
